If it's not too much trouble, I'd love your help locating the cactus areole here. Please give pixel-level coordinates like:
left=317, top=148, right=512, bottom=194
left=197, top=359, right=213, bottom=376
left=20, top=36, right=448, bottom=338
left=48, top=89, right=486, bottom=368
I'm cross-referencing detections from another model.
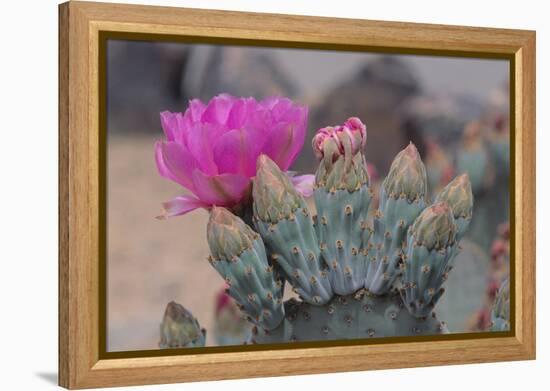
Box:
left=158, top=111, right=474, bottom=346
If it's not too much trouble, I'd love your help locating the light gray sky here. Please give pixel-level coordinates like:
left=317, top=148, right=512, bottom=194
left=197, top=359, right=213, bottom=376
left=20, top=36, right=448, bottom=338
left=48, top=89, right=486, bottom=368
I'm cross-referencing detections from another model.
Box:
left=265, top=46, right=509, bottom=102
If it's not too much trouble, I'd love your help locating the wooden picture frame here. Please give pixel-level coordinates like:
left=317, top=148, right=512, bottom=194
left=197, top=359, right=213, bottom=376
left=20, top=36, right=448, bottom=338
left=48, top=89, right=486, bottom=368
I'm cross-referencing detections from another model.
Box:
left=58, top=1, right=536, bottom=389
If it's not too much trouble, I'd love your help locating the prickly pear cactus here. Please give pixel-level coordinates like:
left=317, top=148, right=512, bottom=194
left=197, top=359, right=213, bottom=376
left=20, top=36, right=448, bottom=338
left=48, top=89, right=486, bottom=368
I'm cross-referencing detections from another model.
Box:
left=159, top=117, right=475, bottom=347
left=249, top=291, right=447, bottom=343
left=192, top=117, right=474, bottom=345
left=159, top=301, right=206, bottom=348
left=491, top=278, right=510, bottom=331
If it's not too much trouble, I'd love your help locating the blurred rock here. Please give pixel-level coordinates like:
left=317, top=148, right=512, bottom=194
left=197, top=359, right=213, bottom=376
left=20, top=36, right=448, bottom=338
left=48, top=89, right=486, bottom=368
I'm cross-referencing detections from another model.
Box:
left=107, top=43, right=299, bottom=135
left=305, top=56, right=421, bottom=173
left=181, top=46, right=299, bottom=102
left=107, top=41, right=191, bottom=134
left=403, top=93, right=483, bottom=145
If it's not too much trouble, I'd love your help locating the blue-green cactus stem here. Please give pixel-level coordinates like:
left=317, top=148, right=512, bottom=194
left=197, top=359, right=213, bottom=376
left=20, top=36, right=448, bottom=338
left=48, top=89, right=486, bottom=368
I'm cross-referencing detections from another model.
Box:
left=489, top=137, right=510, bottom=178
left=253, top=155, right=332, bottom=305
left=434, top=173, right=473, bottom=240
left=207, top=207, right=285, bottom=330
left=314, top=184, right=372, bottom=295
left=401, top=202, right=458, bottom=318
left=313, top=124, right=372, bottom=295
left=365, top=143, right=427, bottom=295
left=159, top=301, right=206, bottom=348
left=249, top=290, right=447, bottom=344
left=491, top=278, right=510, bottom=331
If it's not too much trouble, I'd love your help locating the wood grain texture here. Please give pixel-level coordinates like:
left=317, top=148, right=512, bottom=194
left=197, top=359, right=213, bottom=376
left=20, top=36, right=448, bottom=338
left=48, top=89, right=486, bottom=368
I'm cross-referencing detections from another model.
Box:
left=58, top=3, right=70, bottom=387
left=58, top=1, right=536, bottom=389
left=515, top=33, right=536, bottom=353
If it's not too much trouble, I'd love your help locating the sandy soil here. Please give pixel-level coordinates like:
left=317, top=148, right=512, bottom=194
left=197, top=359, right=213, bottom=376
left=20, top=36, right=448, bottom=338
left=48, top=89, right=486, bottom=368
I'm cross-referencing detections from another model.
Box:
left=107, top=133, right=223, bottom=351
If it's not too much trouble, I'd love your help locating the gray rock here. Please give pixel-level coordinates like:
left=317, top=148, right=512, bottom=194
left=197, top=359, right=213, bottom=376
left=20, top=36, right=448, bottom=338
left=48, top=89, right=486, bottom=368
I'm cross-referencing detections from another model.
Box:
left=107, top=42, right=299, bottom=135
left=181, top=46, right=299, bottom=101
left=107, top=40, right=191, bottom=134
left=403, top=93, right=484, bottom=145
left=304, top=56, right=421, bottom=173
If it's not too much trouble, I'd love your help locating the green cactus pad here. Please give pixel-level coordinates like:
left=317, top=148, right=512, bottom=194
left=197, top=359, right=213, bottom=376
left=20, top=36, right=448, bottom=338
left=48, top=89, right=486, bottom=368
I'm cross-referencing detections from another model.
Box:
left=255, top=208, right=333, bottom=305
left=159, top=302, right=206, bottom=348
left=435, top=174, right=473, bottom=240
left=207, top=208, right=285, bottom=330
left=400, top=203, right=459, bottom=318
left=362, top=144, right=429, bottom=296
left=314, top=184, right=372, bottom=295
left=456, top=148, right=488, bottom=194
left=253, top=155, right=303, bottom=223
left=489, top=137, right=510, bottom=176
left=209, top=240, right=285, bottom=330
left=491, top=278, right=510, bottom=331
left=382, top=143, right=427, bottom=203
left=364, top=188, right=426, bottom=295
left=249, top=291, right=447, bottom=344
left=316, top=152, right=369, bottom=192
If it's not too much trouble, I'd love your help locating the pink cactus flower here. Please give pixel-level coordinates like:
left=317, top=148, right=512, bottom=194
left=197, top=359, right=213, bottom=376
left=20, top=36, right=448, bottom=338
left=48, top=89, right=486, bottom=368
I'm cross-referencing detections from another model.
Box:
left=155, top=94, right=311, bottom=217
left=215, top=288, right=233, bottom=317
left=490, top=239, right=507, bottom=262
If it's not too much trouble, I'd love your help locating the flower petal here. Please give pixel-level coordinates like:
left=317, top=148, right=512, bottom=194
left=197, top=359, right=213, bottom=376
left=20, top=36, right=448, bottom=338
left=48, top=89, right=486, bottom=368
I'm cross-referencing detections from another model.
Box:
left=263, top=107, right=307, bottom=171
left=155, top=141, right=197, bottom=191
left=191, top=170, right=251, bottom=206
left=291, top=174, right=315, bottom=197
left=186, top=99, right=207, bottom=122
left=261, top=96, right=286, bottom=111
left=185, top=123, right=222, bottom=176
left=178, top=99, right=207, bottom=144
left=201, top=94, right=235, bottom=125
left=269, top=98, right=294, bottom=121
left=213, top=127, right=266, bottom=177
left=160, top=111, right=180, bottom=141
left=226, top=97, right=257, bottom=129
left=157, top=195, right=208, bottom=219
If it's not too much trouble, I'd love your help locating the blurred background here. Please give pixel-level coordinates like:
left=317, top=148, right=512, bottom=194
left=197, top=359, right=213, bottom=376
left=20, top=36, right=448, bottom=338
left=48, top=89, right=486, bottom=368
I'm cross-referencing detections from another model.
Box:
left=106, top=39, right=510, bottom=352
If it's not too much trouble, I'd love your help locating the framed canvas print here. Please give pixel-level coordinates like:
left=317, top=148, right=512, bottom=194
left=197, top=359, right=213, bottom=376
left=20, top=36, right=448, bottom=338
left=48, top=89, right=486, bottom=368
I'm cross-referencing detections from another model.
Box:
left=58, top=1, right=536, bottom=389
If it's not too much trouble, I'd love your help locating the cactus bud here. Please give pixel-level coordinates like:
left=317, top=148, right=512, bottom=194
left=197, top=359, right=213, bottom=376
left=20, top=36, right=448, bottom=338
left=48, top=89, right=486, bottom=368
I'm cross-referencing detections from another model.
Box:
left=435, top=174, right=473, bottom=219
left=312, top=126, right=340, bottom=162
left=383, top=143, right=427, bottom=202
left=411, top=202, right=457, bottom=250
left=207, top=207, right=258, bottom=259
left=159, top=301, right=206, bottom=348
left=253, top=154, right=302, bottom=222
left=313, top=118, right=369, bottom=191
left=312, top=117, right=367, bottom=161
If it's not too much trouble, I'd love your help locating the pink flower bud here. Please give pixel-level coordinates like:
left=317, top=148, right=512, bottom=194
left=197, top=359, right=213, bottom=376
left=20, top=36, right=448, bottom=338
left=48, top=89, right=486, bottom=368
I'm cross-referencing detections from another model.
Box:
left=312, top=117, right=367, bottom=161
